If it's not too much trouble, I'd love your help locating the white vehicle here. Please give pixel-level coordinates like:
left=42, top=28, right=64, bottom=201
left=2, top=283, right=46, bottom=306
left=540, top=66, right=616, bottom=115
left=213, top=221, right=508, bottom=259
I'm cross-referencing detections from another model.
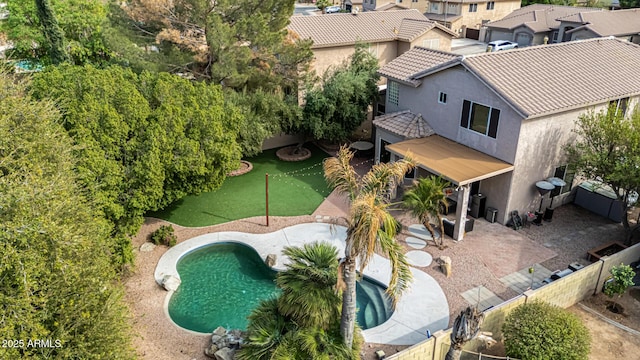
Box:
left=486, top=40, right=519, bottom=52
left=325, top=5, right=341, bottom=13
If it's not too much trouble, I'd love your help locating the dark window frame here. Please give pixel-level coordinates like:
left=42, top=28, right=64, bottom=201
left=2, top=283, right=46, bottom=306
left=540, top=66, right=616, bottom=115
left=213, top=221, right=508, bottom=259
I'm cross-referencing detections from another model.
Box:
left=460, top=100, right=500, bottom=138
left=469, top=3, right=478, bottom=12
left=438, top=92, right=447, bottom=104
left=486, top=1, right=495, bottom=10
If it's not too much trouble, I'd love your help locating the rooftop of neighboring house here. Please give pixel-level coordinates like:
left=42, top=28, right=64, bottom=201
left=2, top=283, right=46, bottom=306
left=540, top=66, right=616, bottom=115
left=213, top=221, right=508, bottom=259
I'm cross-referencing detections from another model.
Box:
left=485, top=4, right=603, bottom=33
left=379, top=38, right=640, bottom=119
left=287, top=9, right=455, bottom=49
left=375, top=2, right=409, bottom=11
left=560, top=8, right=640, bottom=37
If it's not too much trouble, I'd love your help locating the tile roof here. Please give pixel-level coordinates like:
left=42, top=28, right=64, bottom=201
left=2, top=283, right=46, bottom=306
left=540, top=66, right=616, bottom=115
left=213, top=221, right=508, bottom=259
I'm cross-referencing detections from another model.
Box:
left=287, top=10, right=439, bottom=48
left=462, top=38, right=640, bottom=118
left=379, top=38, right=640, bottom=118
left=562, top=9, right=640, bottom=37
left=424, top=13, right=463, bottom=23
left=376, top=3, right=409, bottom=11
left=373, top=110, right=436, bottom=138
left=485, top=4, right=602, bottom=33
left=377, top=46, right=462, bottom=86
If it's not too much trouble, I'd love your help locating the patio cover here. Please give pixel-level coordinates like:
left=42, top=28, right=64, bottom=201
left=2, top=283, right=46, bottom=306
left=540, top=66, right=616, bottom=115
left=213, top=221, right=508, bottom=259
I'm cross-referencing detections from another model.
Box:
left=385, top=135, right=514, bottom=185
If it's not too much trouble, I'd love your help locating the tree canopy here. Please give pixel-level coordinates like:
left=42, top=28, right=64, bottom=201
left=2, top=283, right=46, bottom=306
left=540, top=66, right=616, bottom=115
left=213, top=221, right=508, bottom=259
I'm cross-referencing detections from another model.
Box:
left=564, top=106, right=640, bottom=244
left=0, top=73, right=134, bottom=359
left=29, top=65, right=241, bottom=266
left=1, top=0, right=112, bottom=65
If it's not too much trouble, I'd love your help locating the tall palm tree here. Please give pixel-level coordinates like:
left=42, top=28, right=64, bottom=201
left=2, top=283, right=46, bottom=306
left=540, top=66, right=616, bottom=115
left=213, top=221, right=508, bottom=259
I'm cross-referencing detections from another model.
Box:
left=323, top=146, right=415, bottom=347
left=402, top=176, right=450, bottom=249
left=238, top=242, right=360, bottom=360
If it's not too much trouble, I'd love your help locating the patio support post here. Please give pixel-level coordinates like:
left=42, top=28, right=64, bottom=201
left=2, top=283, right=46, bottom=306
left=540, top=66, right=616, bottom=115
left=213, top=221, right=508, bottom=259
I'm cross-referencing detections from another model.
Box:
left=453, top=184, right=471, bottom=240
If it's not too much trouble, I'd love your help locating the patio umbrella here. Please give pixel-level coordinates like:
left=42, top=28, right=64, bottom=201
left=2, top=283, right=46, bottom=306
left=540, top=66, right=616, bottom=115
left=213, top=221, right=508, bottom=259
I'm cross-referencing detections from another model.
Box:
left=535, top=181, right=555, bottom=212
left=546, top=177, right=567, bottom=208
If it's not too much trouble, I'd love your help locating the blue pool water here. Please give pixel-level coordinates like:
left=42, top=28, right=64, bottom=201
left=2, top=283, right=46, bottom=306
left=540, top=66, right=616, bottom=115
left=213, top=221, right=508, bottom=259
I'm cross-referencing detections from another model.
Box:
left=168, top=242, right=393, bottom=333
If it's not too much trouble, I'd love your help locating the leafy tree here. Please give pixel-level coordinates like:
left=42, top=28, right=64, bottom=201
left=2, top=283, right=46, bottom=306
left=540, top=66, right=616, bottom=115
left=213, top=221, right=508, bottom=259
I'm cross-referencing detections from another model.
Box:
left=503, top=301, right=590, bottom=360
left=603, top=264, right=635, bottom=312
left=29, top=65, right=241, bottom=266
left=0, top=73, right=134, bottom=359
left=564, top=106, right=640, bottom=244
left=238, top=243, right=360, bottom=360
left=316, top=0, right=331, bottom=10
left=299, top=44, right=380, bottom=143
left=1, top=0, right=112, bottom=65
left=402, top=176, right=450, bottom=249
left=323, top=146, right=414, bottom=347
left=120, top=0, right=313, bottom=90
left=620, top=0, right=640, bottom=8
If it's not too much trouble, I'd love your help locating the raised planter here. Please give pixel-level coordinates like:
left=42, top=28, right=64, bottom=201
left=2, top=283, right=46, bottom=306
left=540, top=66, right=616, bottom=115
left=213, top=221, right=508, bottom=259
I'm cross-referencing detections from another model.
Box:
left=227, top=160, right=253, bottom=177
left=587, top=241, right=628, bottom=262
left=276, top=146, right=311, bottom=162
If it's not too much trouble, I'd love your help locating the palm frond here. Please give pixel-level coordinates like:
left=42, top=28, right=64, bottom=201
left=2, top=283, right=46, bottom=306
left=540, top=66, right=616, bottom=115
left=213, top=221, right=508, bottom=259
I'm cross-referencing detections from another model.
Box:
left=360, top=155, right=415, bottom=198
left=376, top=233, right=413, bottom=308
left=323, top=146, right=359, bottom=200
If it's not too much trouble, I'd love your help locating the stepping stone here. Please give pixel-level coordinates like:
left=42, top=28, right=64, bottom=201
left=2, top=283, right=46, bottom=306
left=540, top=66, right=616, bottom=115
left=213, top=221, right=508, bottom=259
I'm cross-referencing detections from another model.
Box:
left=408, top=224, right=440, bottom=240
left=405, top=236, right=427, bottom=249
left=406, top=250, right=433, bottom=267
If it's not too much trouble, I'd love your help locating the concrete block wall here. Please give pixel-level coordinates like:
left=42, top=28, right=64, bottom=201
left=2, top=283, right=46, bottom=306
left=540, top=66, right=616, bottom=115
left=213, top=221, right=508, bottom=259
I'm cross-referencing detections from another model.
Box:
left=385, top=336, right=436, bottom=360
left=596, top=242, right=640, bottom=293
left=525, top=262, right=601, bottom=309
left=471, top=296, right=526, bottom=343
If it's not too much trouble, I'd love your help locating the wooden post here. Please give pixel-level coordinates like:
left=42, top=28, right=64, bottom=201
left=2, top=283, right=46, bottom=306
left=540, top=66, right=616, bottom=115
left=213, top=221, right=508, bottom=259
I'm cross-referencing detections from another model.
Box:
left=265, top=173, right=269, bottom=226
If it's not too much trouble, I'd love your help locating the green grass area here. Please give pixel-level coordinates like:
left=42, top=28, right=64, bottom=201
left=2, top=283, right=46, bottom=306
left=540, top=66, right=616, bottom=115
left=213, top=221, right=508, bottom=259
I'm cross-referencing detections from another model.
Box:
left=148, top=145, right=332, bottom=227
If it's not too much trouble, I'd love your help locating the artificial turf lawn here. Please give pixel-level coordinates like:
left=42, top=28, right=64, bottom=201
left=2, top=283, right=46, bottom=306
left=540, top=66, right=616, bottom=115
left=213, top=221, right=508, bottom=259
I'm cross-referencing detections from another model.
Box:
left=148, top=145, right=332, bottom=227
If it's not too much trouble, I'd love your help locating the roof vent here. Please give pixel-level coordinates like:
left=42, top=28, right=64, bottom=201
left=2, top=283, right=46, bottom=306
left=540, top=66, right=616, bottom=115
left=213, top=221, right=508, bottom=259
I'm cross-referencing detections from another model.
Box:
left=352, top=7, right=359, bottom=15
left=393, top=27, right=399, bottom=34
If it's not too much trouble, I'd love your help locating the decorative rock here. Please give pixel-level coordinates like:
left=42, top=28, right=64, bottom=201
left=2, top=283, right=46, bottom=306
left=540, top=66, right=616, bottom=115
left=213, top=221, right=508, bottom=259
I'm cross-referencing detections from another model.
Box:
left=214, top=347, right=235, bottom=360
left=375, top=350, right=386, bottom=359
left=438, top=256, right=452, bottom=278
left=161, top=275, right=181, bottom=292
left=265, top=254, right=277, bottom=267
left=213, top=326, right=227, bottom=337
left=204, top=343, right=219, bottom=358
left=211, top=335, right=222, bottom=344
left=140, top=242, right=156, bottom=252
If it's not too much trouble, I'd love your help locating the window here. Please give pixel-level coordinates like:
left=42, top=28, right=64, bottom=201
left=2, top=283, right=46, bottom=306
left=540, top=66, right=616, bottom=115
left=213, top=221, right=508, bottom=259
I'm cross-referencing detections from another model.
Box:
left=412, top=0, right=418, bottom=2
left=552, top=31, right=559, bottom=42
left=551, top=165, right=575, bottom=196
left=460, top=100, right=500, bottom=138
left=422, top=38, right=440, bottom=49
left=430, top=3, right=439, bottom=12
left=367, top=44, right=378, bottom=57
left=469, top=3, right=478, bottom=12
left=486, top=1, right=495, bottom=10
left=448, top=3, right=459, bottom=12
left=438, top=92, right=447, bottom=104
left=388, top=81, right=399, bottom=106
left=609, top=97, right=629, bottom=117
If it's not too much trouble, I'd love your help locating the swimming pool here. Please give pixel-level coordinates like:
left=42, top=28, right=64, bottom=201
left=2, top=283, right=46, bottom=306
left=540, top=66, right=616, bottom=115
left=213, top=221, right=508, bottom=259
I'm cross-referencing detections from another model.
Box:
left=168, top=242, right=393, bottom=333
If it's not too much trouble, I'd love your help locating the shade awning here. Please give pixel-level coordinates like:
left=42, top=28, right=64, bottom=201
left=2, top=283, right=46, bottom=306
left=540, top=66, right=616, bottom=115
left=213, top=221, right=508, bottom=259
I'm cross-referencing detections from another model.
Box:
left=385, top=135, right=514, bottom=185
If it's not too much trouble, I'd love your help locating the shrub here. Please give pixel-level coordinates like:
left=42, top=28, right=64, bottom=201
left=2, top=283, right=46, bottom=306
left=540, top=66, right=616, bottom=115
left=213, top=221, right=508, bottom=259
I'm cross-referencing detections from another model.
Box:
left=502, top=301, right=590, bottom=360
left=151, top=225, right=177, bottom=247
left=603, top=264, right=635, bottom=299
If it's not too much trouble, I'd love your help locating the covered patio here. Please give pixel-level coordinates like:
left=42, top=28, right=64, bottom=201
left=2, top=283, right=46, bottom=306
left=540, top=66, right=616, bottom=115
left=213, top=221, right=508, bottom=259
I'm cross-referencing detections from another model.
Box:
left=386, top=135, right=514, bottom=240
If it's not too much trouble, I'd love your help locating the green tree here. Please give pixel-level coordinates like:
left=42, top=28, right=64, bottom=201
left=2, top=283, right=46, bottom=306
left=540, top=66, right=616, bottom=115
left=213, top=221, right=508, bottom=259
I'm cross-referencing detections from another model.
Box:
left=620, top=0, right=640, bottom=8
left=121, top=0, right=313, bottom=90
left=316, top=0, right=331, bottom=11
left=402, top=176, right=450, bottom=249
left=603, top=264, right=635, bottom=312
left=323, top=146, right=414, bottom=347
left=299, top=44, right=380, bottom=143
left=565, top=106, right=640, bottom=244
left=1, top=0, right=112, bottom=65
left=503, top=301, right=591, bottom=360
left=0, top=73, right=134, bottom=359
left=30, top=65, right=241, bottom=266
left=238, top=243, right=360, bottom=360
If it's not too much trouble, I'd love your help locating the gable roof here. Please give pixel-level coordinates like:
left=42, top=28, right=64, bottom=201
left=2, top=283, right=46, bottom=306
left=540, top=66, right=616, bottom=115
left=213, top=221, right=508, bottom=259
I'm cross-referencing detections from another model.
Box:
left=377, top=46, right=461, bottom=86
left=376, top=2, right=409, bottom=11
left=485, top=4, right=603, bottom=33
left=561, top=9, right=640, bottom=37
left=287, top=10, right=452, bottom=48
left=373, top=110, right=436, bottom=138
left=379, top=38, right=640, bottom=119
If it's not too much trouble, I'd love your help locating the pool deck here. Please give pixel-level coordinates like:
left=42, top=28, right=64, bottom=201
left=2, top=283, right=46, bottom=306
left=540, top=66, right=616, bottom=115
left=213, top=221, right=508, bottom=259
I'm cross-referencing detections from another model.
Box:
left=155, top=223, right=450, bottom=346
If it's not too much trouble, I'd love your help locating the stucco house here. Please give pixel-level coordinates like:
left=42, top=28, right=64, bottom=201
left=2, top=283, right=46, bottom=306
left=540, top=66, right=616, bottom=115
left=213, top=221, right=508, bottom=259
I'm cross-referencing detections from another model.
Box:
left=362, top=0, right=428, bottom=13
left=424, top=0, right=521, bottom=39
left=482, top=4, right=604, bottom=45
left=287, top=9, right=456, bottom=78
left=373, top=38, right=640, bottom=240
left=557, top=8, right=640, bottom=44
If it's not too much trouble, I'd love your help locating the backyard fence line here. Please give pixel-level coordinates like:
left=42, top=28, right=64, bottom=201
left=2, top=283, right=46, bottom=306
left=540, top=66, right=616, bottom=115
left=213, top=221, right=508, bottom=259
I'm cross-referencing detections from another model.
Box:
left=461, top=349, right=519, bottom=360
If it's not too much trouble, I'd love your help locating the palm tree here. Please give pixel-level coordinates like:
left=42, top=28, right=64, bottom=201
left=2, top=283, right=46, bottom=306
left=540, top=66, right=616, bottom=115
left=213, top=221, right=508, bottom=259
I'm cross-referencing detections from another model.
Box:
left=402, top=176, right=450, bottom=249
left=323, top=146, right=415, bottom=348
left=238, top=242, right=360, bottom=360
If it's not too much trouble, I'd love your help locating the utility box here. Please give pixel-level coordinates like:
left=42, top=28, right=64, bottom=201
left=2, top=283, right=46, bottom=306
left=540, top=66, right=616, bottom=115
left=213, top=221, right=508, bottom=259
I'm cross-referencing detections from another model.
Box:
left=470, top=194, right=487, bottom=218
left=485, top=207, right=498, bottom=223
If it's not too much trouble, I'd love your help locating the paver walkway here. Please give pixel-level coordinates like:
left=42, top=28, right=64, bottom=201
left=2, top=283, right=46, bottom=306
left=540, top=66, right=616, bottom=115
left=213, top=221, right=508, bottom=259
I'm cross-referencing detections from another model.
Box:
left=499, top=263, right=553, bottom=293
left=461, top=286, right=503, bottom=312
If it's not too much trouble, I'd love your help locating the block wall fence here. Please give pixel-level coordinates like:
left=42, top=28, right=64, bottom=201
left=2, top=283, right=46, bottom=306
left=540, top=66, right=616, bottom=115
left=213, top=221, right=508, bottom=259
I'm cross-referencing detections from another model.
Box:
left=386, top=242, right=640, bottom=360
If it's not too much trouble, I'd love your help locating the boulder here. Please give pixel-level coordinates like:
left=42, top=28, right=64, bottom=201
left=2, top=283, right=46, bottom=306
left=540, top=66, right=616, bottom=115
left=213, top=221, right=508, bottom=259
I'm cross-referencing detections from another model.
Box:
left=204, top=343, right=218, bottom=358
left=438, top=256, right=452, bottom=278
left=211, top=335, right=222, bottom=344
left=213, top=326, right=227, bottom=337
left=265, top=254, right=277, bottom=267
left=140, top=242, right=156, bottom=252
left=214, top=347, right=235, bottom=360
left=161, top=275, right=181, bottom=292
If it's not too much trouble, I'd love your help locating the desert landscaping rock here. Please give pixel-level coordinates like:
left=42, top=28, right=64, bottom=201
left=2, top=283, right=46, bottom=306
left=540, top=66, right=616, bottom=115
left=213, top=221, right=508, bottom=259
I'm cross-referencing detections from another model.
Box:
left=161, top=275, right=181, bottom=292
left=265, top=253, right=277, bottom=267
left=140, top=242, right=156, bottom=252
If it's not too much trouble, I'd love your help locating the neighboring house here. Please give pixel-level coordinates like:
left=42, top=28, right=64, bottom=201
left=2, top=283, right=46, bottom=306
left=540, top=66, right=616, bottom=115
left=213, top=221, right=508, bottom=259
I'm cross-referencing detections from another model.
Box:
left=424, top=0, right=521, bottom=39
left=482, top=4, right=603, bottom=46
left=374, top=38, right=640, bottom=239
left=557, top=8, right=640, bottom=44
left=287, top=9, right=457, bottom=78
left=363, top=0, right=428, bottom=13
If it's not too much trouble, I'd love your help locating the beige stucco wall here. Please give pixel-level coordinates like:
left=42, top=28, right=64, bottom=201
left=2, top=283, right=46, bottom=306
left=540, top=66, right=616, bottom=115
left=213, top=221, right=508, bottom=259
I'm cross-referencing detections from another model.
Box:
left=312, top=41, right=398, bottom=79
left=458, top=0, right=521, bottom=31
